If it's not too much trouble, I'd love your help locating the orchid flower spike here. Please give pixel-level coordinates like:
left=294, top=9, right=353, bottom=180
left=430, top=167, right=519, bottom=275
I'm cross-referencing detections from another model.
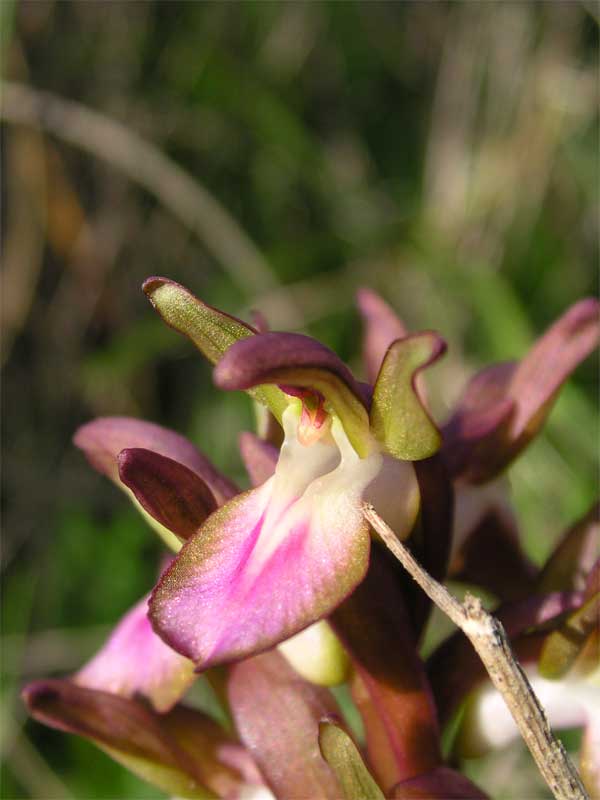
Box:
left=143, top=278, right=446, bottom=669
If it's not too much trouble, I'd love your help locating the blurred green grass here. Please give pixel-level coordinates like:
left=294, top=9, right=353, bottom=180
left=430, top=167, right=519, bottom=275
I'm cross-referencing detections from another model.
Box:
left=1, top=2, right=597, bottom=798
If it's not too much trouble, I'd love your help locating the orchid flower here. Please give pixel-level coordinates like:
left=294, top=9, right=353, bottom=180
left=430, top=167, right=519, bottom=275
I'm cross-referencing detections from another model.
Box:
left=22, top=282, right=598, bottom=800
left=142, top=277, right=446, bottom=670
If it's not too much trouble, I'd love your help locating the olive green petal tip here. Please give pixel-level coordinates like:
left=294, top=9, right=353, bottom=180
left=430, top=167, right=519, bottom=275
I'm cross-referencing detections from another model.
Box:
left=318, top=720, right=385, bottom=800
left=371, top=332, right=445, bottom=462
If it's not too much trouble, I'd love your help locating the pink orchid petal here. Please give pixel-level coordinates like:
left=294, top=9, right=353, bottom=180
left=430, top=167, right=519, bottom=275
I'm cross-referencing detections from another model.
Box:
left=151, top=400, right=382, bottom=669
left=74, top=416, right=237, bottom=505
left=238, top=432, right=278, bottom=487
left=75, top=594, right=196, bottom=713
left=356, top=288, right=408, bottom=385
left=150, top=475, right=371, bottom=669
left=228, top=650, right=342, bottom=799
left=118, top=448, right=217, bottom=542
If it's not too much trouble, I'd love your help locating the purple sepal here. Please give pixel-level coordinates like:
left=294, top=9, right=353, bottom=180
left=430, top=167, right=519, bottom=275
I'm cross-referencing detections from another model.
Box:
left=214, top=331, right=371, bottom=456
left=75, top=593, right=196, bottom=712
left=450, top=509, right=536, bottom=601
left=238, top=432, right=278, bottom=486
left=404, top=455, right=454, bottom=638
left=442, top=365, right=516, bottom=482
left=73, top=416, right=237, bottom=505
left=443, top=298, right=599, bottom=483
left=22, top=680, right=254, bottom=798
left=356, top=288, right=408, bottom=384
left=391, top=766, right=488, bottom=799
left=118, top=448, right=217, bottom=541
left=332, top=544, right=441, bottom=791
left=215, top=331, right=364, bottom=400
left=228, top=650, right=342, bottom=799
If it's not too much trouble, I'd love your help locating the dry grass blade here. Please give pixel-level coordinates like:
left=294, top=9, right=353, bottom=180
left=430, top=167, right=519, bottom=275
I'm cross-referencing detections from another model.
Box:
left=1, top=81, right=302, bottom=324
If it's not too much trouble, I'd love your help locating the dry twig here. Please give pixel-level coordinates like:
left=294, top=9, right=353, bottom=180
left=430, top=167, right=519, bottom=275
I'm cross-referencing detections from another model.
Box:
left=362, top=503, right=589, bottom=800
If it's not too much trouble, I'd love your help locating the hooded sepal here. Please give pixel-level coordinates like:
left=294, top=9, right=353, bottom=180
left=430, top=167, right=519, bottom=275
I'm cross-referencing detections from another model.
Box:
left=143, top=277, right=288, bottom=422
left=228, top=650, right=342, bottom=799
left=74, top=593, right=196, bottom=713
left=318, top=719, right=384, bottom=800
left=356, top=288, right=408, bottom=385
left=214, top=332, right=371, bottom=457
left=22, top=680, right=252, bottom=799
left=370, top=333, right=446, bottom=461
left=118, top=448, right=217, bottom=542
left=443, top=298, right=600, bottom=483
